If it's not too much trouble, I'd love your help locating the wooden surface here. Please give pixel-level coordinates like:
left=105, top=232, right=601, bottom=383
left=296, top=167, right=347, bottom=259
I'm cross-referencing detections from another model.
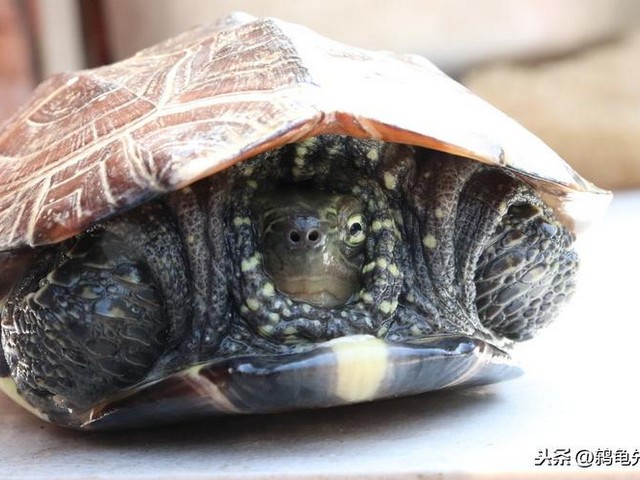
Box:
left=0, top=190, right=638, bottom=479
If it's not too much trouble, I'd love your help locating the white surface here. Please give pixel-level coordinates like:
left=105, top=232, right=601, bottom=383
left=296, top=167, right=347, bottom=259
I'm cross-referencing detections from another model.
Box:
left=1, top=191, right=639, bottom=479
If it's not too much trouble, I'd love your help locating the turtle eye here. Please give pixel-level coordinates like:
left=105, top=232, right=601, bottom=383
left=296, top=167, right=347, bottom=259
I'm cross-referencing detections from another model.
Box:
left=346, top=214, right=366, bottom=246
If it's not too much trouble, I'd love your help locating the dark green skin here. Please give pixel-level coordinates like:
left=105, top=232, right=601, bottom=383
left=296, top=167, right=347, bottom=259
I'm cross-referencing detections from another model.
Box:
left=0, top=135, right=578, bottom=417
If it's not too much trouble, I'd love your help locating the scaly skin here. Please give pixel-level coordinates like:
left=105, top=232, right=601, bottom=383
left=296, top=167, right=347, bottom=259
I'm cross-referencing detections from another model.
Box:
left=0, top=135, right=578, bottom=417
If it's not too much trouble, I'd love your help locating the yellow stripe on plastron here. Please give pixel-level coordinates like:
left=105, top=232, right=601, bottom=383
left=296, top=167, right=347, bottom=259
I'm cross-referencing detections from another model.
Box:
left=329, top=335, right=388, bottom=403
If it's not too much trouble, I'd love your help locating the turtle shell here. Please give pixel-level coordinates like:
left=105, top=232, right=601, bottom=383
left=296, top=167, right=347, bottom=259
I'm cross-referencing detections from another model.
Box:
left=0, top=13, right=608, bottom=251
left=0, top=13, right=610, bottom=429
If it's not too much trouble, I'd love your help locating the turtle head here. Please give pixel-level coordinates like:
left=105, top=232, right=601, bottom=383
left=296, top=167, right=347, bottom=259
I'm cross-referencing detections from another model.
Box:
left=255, top=188, right=367, bottom=308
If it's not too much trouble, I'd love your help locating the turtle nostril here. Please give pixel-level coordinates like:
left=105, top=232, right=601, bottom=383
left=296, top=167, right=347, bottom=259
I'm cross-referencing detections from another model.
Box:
left=289, top=230, right=301, bottom=243
left=307, top=229, right=320, bottom=243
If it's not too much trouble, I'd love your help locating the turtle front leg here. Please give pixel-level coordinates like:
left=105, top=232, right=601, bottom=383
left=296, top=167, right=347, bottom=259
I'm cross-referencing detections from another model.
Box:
left=471, top=199, right=578, bottom=341
left=0, top=203, right=189, bottom=418
left=400, top=150, right=578, bottom=343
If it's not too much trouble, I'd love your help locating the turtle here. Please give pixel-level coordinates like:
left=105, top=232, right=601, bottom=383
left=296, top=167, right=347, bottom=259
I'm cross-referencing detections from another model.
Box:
left=0, top=13, right=610, bottom=430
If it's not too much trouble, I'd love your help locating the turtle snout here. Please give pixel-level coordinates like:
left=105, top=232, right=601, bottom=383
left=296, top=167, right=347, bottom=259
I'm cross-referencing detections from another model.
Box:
left=286, top=219, right=325, bottom=250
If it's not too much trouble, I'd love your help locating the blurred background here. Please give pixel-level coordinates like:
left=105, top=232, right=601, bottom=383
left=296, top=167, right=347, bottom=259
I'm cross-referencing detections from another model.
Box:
left=1, top=0, right=640, bottom=190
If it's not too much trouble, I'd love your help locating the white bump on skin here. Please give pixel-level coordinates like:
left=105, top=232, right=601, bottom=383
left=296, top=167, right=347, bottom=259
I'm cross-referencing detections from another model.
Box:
left=295, top=138, right=316, bottom=160
left=372, top=219, right=394, bottom=232
left=423, top=234, right=437, bottom=249
left=246, top=298, right=261, bottom=311
left=366, top=148, right=380, bottom=161
left=241, top=254, right=261, bottom=272
left=363, top=261, right=376, bottom=273
left=361, top=292, right=374, bottom=304
left=258, top=324, right=274, bottom=336
left=378, top=300, right=397, bottom=315
left=283, top=325, right=298, bottom=335
left=383, top=172, right=397, bottom=190
left=388, top=264, right=401, bottom=277
left=241, top=165, right=255, bottom=176
left=262, top=282, right=275, bottom=297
